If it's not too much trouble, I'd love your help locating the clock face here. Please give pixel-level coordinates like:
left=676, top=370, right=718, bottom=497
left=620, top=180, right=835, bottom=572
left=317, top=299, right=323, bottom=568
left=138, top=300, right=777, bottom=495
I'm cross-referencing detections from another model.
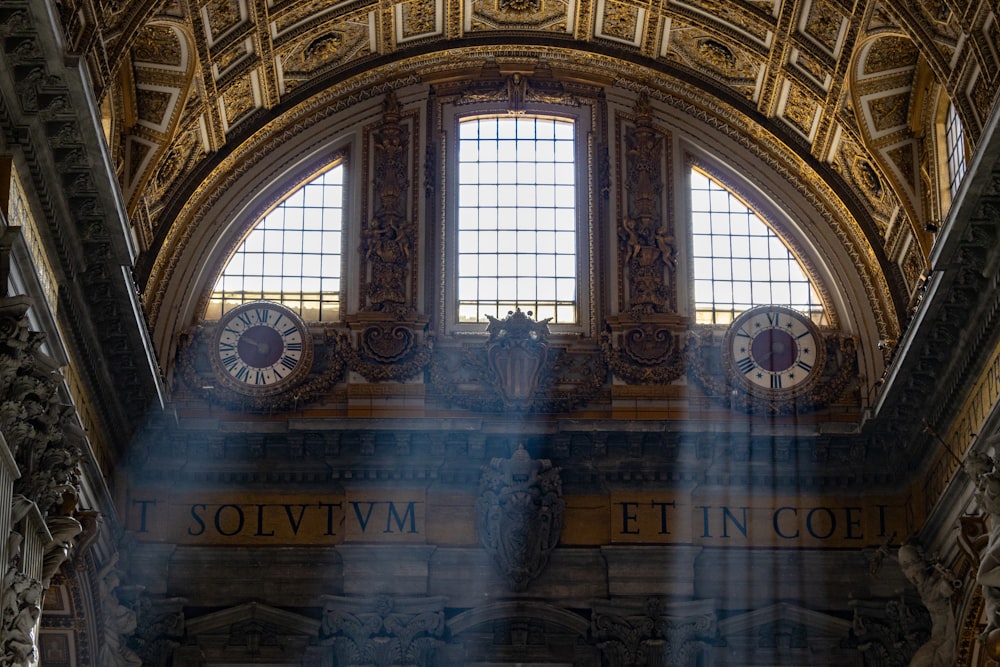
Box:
left=212, top=302, right=312, bottom=393
left=724, top=306, right=823, bottom=395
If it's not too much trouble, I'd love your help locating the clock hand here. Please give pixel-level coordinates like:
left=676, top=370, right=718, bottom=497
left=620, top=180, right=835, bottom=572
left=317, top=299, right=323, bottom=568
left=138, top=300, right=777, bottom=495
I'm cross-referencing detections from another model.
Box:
left=239, top=334, right=270, bottom=355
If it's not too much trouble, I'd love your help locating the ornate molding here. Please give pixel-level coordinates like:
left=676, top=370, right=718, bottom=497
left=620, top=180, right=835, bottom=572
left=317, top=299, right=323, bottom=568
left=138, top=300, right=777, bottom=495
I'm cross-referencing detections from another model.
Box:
left=477, top=445, right=564, bottom=591
left=342, top=317, right=433, bottom=382
left=850, top=597, right=928, bottom=666
left=361, top=92, right=419, bottom=318
left=618, top=94, right=676, bottom=315
left=174, top=325, right=347, bottom=412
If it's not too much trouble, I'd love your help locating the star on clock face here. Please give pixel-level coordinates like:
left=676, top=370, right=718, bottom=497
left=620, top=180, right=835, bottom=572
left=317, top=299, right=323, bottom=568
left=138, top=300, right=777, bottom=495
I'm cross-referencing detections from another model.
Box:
left=724, top=305, right=824, bottom=396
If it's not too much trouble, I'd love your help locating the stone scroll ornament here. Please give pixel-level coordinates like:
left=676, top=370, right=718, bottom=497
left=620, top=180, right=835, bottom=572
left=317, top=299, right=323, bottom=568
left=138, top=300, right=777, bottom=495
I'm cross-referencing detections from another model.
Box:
left=591, top=599, right=717, bottom=666
left=476, top=445, right=564, bottom=591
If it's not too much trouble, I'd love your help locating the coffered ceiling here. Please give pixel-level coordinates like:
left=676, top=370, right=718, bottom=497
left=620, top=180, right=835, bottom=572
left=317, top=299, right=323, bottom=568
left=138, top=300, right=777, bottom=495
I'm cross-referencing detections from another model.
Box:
left=49, top=0, right=1000, bottom=327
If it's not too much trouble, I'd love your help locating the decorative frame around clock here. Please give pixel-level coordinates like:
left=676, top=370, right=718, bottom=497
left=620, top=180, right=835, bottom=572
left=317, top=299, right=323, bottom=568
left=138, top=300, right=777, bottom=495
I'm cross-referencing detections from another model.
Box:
left=722, top=305, right=826, bottom=400
left=209, top=301, right=315, bottom=397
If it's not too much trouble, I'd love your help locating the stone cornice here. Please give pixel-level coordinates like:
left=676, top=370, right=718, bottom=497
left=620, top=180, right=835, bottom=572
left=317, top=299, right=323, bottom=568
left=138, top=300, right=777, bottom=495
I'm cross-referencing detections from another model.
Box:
left=867, top=101, right=1000, bottom=477
left=0, top=0, right=162, bottom=455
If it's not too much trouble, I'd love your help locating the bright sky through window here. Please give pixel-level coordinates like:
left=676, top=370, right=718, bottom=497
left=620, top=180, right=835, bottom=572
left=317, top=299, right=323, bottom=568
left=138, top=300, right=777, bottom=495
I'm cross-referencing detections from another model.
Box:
left=208, top=163, right=344, bottom=322
left=946, top=103, right=967, bottom=198
left=690, top=168, right=825, bottom=325
left=456, top=116, right=578, bottom=324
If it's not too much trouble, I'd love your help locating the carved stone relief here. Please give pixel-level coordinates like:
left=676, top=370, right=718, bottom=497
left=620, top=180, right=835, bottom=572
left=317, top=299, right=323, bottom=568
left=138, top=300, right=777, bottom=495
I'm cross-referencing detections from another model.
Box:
left=601, top=318, right=686, bottom=384
left=428, top=308, right=607, bottom=412
left=477, top=445, right=564, bottom=590
left=173, top=325, right=347, bottom=411
left=618, top=95, right=675, bottom=316
left=850, top=596, right=927, bottom=667
left=591, top=598, right=717, bottom=667
left=363, top=92, right=417, bottom=317
left=346, top=91, right=434, bottom=381
left=319, top=594, right=446, bottom=667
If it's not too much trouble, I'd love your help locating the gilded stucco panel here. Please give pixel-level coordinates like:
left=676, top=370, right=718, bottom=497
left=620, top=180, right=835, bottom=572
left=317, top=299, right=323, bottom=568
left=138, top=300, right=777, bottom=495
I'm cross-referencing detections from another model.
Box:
left=593, top=0, right=647, bottom=47
left=778, top=80, right=821, bottom=141
left=663, top=24, right=765, bottom=102
left=797, top=0, right=849, bottom=59
left=394, top=0, right=445, bottom=42
left=464, top=0, right=574, bottom=33
left=202, top=0, right=248, bottom=45
left=277, top=16, right=375, bottom=95
left=667, top=0, right=776, bottom=49
left=219, top=71, right=261, bottom=130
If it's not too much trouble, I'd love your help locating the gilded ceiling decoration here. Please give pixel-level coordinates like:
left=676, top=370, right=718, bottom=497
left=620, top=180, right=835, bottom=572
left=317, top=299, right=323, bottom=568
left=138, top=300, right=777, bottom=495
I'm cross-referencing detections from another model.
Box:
left=44, top=0, right=999, bottom=335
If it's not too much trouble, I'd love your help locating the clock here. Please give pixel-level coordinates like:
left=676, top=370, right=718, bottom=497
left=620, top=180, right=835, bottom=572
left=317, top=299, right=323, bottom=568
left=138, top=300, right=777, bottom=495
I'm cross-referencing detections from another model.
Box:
left=723, top=305, right=824, bottom=397
left=211, top=301, right=313, bottom=395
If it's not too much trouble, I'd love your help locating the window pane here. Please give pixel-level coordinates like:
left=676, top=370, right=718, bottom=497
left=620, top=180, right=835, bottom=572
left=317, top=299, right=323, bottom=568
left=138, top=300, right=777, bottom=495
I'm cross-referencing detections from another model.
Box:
left=209, top=163, right=344, bottom=321
left=946, top=103, right=967, bottom=197
left=690, top=167, right=825, bottom=324
left=456, top=116, right=578, bottom=323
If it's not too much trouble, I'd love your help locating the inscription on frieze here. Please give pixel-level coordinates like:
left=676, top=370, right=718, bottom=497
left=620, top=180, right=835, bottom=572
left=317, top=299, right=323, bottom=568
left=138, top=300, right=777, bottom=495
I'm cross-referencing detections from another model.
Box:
left=126, top=489, right=910, bottom=549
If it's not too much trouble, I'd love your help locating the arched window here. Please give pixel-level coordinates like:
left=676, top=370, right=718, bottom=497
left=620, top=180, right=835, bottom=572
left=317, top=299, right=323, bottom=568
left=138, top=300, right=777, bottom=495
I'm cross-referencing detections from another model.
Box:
left=207, top=162, right=344, bottom=322
left=945, top=102, right=967, bottom=197
left=456, top=115, right=578, bottom=324
left=690, top=167, right=825, bottom=325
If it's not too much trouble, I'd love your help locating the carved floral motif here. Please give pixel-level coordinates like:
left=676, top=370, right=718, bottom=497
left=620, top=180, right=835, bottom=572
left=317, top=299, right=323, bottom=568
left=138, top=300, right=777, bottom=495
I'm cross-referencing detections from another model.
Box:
left=591, top=599, right=717, bottom=666
left=319, top=595, right=446, bottom=667
left=601, top=323, right=685, bottom=384
left=342, top=323, right=433, bottom=382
